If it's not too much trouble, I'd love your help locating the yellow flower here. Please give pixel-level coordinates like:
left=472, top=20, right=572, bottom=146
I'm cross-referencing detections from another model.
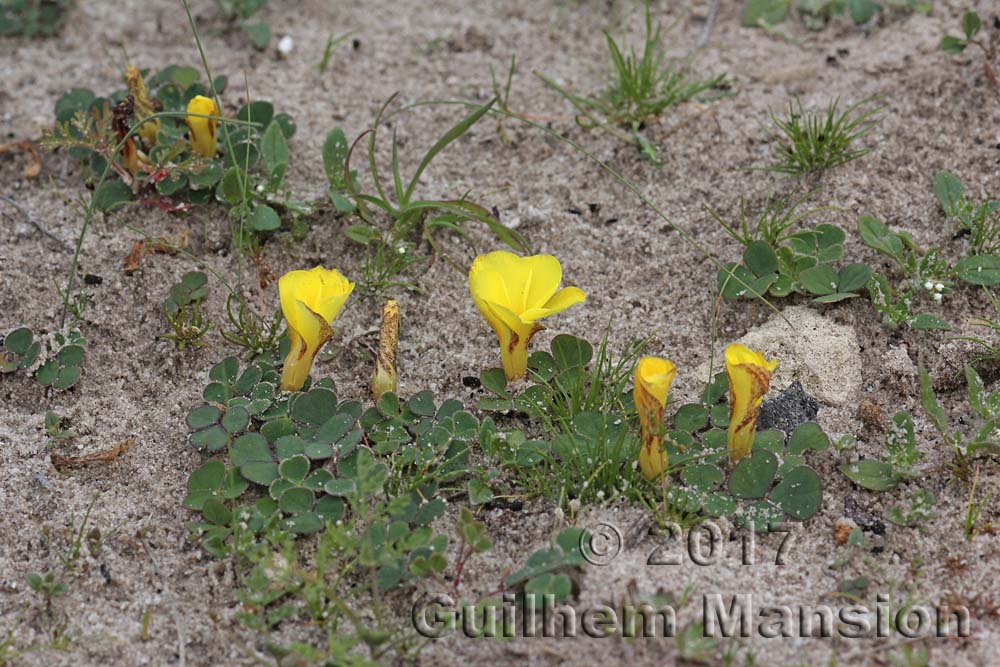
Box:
left=725, top=343, right=778, bottom=464
left=469, top=251, right=586, bottom=380
left=371, top=300, right=399, bottom=400
left=279, top=267, right=355, bottom=391
left=633, top=356, right=676, bottom=481
left=185, top=95, right=219, bottom=158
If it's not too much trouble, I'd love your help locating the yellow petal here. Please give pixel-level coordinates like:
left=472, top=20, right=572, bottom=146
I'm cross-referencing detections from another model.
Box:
left=186, top=95, right=219, bottom=158
left=635, top=356, right=676, bottom=407
left=278, top=266, right=354, bottom=391
left=725, top=343, right=777, bottom=463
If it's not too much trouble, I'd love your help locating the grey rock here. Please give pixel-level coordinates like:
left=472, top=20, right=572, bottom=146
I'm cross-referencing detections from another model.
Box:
left=758, top=380, right=819, bottom=434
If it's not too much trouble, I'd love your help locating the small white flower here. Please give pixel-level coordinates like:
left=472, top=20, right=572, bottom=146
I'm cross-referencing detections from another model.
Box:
left=256, top=184, right=264, bottom=193
left=924, top=281, right=934, bottom=291
left=934, top=283, right=944, bottom=292
left=277, top=35, right=294, bottom=56
left=932, top=292, right=942, bottom=303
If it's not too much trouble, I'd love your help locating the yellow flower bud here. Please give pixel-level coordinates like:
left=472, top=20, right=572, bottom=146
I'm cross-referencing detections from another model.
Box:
left=125, top=66, right=159, bottom=147
left=278, top=267, right=355, bottom=392
left=725, top=343, right=778, bottom=464
left=633, top=356, right=676, bottom=481
left=185, top=95, right=219, bottom=158
left=469, top=251, right=586, bottom=380
left=372, top=300, right=399, bottom=400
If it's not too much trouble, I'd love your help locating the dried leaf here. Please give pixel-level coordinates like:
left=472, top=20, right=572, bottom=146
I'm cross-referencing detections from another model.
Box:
left=51, top=436, right=135, bottom=471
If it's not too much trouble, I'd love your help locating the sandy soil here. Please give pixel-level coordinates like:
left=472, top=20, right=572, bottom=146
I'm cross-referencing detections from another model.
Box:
left=1, top=0, right=999, bottom=665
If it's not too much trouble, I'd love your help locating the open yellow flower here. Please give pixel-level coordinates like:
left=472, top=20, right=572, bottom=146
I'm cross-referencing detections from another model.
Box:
left=185, top=95, right=219, bottom=158
left=725, top=343, right=778, bottom=463
left=279, top=267, right=355, bottom=391
left=469, top=251, right=586, bottom=380
left=634, top=356, right=677, bottom=481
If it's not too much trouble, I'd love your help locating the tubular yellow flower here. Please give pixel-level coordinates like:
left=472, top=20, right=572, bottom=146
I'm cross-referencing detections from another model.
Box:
left=125, top=66, right=159, bottom=147
left=371, top=300, right=399, bottom=400
left=725, top=343, right=778, bottom=464
left=185, top=95, right=219, bottom=158
left=634, top=356, right=677, bottom=481
left=469, top=250, right=586, bottom=380
left=279, top=267, right=355, bottom=392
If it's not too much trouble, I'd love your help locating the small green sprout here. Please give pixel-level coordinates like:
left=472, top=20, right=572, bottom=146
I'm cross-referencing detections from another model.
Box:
left=761, top=97, right=884, bottom=176
left=941, top=11, right=998, bottom=93
left=163, top=271, right=212, bottom=350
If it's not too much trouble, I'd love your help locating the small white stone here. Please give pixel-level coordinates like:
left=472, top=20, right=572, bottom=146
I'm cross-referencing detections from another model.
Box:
left=277, top=35, right=294, bottom=56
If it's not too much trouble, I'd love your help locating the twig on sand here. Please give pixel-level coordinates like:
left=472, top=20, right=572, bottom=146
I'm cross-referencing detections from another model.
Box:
left=0, top=194, right=71, bottom=252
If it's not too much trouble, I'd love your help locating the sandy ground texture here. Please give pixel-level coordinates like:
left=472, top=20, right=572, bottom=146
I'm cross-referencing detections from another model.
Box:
left=2, top=0, right=1000, bottom=665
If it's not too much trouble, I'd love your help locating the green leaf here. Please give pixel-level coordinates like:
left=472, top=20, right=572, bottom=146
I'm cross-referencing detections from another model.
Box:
left=909, top=314, right=951, bottom=331
left=744, top=241, right=778, bottom=277
left=343, top=224, right=380, bottom=245
left=787, top=422, right=829, bottom=454
left=680, top=464, right=724, bottom=491
left=279, top=455, right=310, bottom=483
left=940, top=35, right=968, bottom=55
left=918, top=364, right=949, bottom=439
left=480, top=367, right=509, bottom=398
left=187, top=405, right=222, bottom=430
left=770, top=466, right=821, bottom=519
left=813, top=292, right=859, bottom=304
left=741, top=0, right=790, bottom=27
left=551, top=334, right=592, bottom=370
left=322, top=127, right=349, bottom=186
left=94, top=180, right=132, bottom=212
left=260, top=122, right=289, bottom=184
left=4, top=327, right=33, bottom=355
left=231, top=433, right=278, bottom=485
left=955, top=255, right=1000, bottom=286
left=858, top=215, right=903, bottom=261
left=248, top=204, right=281, bottom=232
left=202, top=499, right=232, bottom=526
left=279, top=487, right=315, bottom=514
left=934, top=171, right=964, bottom=216
left=236, top=101, right=274, bottom=130
left=847, top=0, right=879, bottom=24
left=674, top=403, right=709, bottom=432
left=728, top=451, right=778, bottom=499
left=241, top=21, right=271, bottom=49
left=290, top=388, right=338, bottom=425
left=799, top=264, right=839, bottom=296
left=837, top=263, right=872, bottom=293
left=217, top=167, right=247, bottom=205
left=839, top=460, right=899, bottom=491
left=468, top=479, right=494, bottom=505
left=962, top=10, right=982, bottom=41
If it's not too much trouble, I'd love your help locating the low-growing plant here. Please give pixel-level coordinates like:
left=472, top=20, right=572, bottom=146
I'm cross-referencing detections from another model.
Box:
left=885, top=488, right=936, bottom=529
left=935, top=170, right=1000, bottom=255
left=839, top=409, right=922, bottom=491
left=963, top=464, right=995, bottom=540
left=718, top=221, right=872, bottom=303
left=537, top=2, right=726, bottom=163
left=742, top=0, right=930, bottom=31
left=328, top=97, right=529, bottom=296
left=919, top=364, right=1000, bottom=474
left=761, top=97, right=883, bottom=176
left=705, top=188, right=836, bottom=248
left=858, top=215, right=952, bottom=330
left=216, top=0, right=271, bottom=50
left=219, top=292, right=283, bottom=359
left=0, top=0, right=72, bottom=37
left=1, top=326, right=86, bottom=390
left=941, top=10, right=998, bottom=93
left=162, top=270, right=212, bottom=349
left=182, top=353, right=508, bottom=663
